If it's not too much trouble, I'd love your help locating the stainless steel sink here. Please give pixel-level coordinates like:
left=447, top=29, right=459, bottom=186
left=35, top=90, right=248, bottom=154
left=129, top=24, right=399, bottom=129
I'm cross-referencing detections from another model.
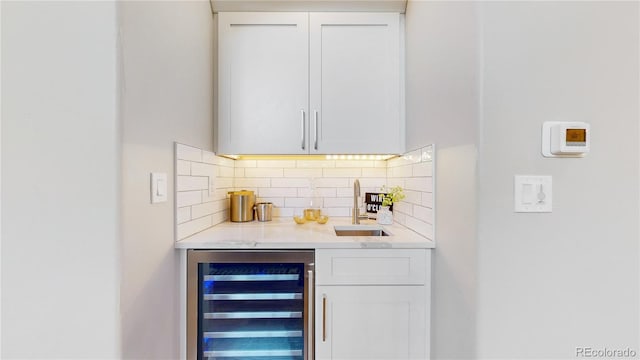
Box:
left=334, top=225, right=390, bottom=237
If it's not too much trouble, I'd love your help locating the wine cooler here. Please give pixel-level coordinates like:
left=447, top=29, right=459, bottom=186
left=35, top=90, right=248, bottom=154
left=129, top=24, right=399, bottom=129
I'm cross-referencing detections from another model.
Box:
left=187, top=250, right=315, bottom=360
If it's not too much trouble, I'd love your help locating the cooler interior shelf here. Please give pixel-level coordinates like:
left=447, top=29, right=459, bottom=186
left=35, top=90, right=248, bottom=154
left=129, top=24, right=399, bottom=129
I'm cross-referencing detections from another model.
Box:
left=199, top=262, right=306, bottom=360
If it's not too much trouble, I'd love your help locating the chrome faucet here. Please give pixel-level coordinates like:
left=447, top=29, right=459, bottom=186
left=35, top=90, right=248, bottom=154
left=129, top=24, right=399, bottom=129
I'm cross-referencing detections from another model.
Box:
left=352, top=179, right=369, bottom=224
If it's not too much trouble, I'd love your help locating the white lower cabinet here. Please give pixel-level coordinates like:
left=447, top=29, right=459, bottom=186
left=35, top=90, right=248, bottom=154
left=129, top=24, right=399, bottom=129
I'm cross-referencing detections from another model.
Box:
left=314, top=249, right=431, bottom=360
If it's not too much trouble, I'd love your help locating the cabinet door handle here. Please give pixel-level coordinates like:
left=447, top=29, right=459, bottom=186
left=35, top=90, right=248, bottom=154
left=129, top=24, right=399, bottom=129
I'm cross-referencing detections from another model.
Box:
left=313, top=111, right=319, bottom=151
left=301, top=110, right=306, bottom=150
left=322, top=294, right=327, bottom=342
left=307, top=270, right=314, bottom=360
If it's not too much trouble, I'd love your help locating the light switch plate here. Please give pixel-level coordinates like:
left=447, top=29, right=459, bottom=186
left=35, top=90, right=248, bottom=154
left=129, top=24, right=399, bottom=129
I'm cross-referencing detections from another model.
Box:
left=151, top=172, right=168, bottom=204
left=514, top=175, right=552, bottom=212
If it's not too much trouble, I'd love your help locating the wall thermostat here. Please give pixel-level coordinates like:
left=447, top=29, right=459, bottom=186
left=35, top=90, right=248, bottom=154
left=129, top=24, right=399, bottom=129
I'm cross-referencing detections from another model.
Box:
left=542, top=121, right=590, bottom=158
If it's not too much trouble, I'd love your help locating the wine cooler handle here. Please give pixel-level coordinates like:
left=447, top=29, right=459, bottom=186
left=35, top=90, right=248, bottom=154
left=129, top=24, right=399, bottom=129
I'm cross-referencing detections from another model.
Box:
left=307, top=270, right=314, bottom=360
left=322, top=294, right=327, bottom=342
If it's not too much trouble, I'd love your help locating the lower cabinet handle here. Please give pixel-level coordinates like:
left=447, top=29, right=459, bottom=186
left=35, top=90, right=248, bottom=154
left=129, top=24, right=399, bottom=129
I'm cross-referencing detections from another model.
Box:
left=322, top=294, right=327, bottom=342
left=301, top=110, right=306, bottom=150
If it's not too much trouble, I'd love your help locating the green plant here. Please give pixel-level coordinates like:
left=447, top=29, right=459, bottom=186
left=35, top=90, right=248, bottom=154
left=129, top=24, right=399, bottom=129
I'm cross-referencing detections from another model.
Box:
left=380, top=185, right=405, bottom=207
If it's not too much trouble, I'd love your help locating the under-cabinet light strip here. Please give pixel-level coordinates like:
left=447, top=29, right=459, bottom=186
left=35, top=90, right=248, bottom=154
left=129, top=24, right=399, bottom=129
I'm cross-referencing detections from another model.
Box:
left=220, top=154, right=398, bottom=160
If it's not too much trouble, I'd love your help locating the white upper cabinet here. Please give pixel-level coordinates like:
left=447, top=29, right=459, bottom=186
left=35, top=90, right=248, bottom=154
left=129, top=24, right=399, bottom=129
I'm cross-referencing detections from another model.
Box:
left=309, top=13, right=402, bottom=154
left=218, top=13, right=309, bottom=154
left=217, top=12, right=403, bottom=155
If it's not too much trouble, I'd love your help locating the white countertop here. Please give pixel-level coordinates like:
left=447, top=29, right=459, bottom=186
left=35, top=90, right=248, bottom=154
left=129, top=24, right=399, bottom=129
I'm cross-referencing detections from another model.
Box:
left=175, top=217, right=435, bottom=249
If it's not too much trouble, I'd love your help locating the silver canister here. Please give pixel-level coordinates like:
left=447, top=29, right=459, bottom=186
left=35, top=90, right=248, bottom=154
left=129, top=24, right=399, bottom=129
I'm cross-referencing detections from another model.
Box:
left=255, top=202, right=273, bottom=222
left=228, top=190, right=256, bottom=222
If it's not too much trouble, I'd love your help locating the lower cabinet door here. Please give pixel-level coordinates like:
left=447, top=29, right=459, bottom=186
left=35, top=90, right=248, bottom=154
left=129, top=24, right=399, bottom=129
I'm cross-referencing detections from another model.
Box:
left=315, top=285, right=428, bottom=360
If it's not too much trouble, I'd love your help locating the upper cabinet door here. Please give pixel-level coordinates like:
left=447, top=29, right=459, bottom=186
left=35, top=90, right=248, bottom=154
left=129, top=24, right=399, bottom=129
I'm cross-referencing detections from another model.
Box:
left=309, top=13, right=403, bottom=155
left=218, top=13, right=309, bottom=154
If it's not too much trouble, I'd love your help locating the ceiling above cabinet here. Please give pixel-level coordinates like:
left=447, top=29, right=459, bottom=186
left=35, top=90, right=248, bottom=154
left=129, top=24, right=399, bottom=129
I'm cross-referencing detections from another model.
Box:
left=210, top=0, right=407, bottom=13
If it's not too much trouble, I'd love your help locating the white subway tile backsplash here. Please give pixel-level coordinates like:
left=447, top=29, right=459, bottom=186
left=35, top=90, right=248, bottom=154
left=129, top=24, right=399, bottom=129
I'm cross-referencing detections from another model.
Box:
left=177, top=215, right=212, bottom=239
left=218, top=166, right=235, bottom=178
left=413, top=205, right=433, bottom=224
left=201, top=151, right=218, bottom=165
left=355, top=178, right=386, bottom=189
left=362, top=168, right=387, bottom=178
left=388, top=150, right=421, bottom=167
left=322, top=207, right=350, bottom=217
left=422, top=192, right=434, bottom=208
left=412, top=162, right=433, bottom=177
left=284, top=168, right=323, bottom=178
left=176, top=207, right=191, bottom=224
left=421, top=145, right=433, bottom=162
left=284, top=197, right=312, bottom=208
left=335, top=160, right=375, bottom=168
left=393, top=201, right=413, bottom=216
left=404, top=217, right=433, bottom=240
left=271, top=178, right=311, bottom=188
left=191, top=163, right=216, bottom=177
left=323, top=197, right=353, bottom=208
left=276, top=208, right=294, bottom=217
left=191, top=202, right=216, bottom=219
left=390, top=165, right=413, bottom=178
left=202, top=190, right=221, bottom=204
left=235, top=178, right=271, bottom=188
left=175, top=143, right=232, bottom=240
left=405, top=177, right=433, bottom=193
left=298, top=188, right=336, bottom=198
left=336, top=187, right=353, bottom=197
left=315, top=178, right=350, bottom=188
left=212, top=210, right=228, bottom=226
left=258, top=188, right=297, bottom=197
left=211, top=189, right=230, bottom=201
left=177, top=176, right=209, bottom=191
left=256, top=160, right=296, bottom=168
left=176, top=143, right=202, bottom=162
left=177, top=191, right=202, bottom=207
left=235, top=160, right=257, bottom=168
left=403, top=190, right=422, bottom=205
left=177, top=160, right=191, bottom=176
left=323, top=168, right=362, bottom=178
left=176, top=143, right=435, bottom=242
left=216, top=177, right=234, bottom=189
left=217, top=157, right=236, bottom=168
left=392, top=211, right=407, bottom=226
left=245, top=168, right=284, bottom=178
left=296, top=160, right=335, bottom=168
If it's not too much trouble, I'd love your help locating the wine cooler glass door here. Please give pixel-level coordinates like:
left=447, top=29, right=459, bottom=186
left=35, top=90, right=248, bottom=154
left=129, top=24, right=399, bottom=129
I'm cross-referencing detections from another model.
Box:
left=187, top=250, right=314, bottom=360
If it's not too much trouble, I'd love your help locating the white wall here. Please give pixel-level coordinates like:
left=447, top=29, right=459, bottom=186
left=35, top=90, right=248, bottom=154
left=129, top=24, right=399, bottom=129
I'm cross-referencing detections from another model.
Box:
left=118, top=1, right=214, bottom=358
left=1, top=2, right=120, bottom=358
left=477, top=1, right=639, bottom=358
left=405, top=1, right=479, bottom=358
